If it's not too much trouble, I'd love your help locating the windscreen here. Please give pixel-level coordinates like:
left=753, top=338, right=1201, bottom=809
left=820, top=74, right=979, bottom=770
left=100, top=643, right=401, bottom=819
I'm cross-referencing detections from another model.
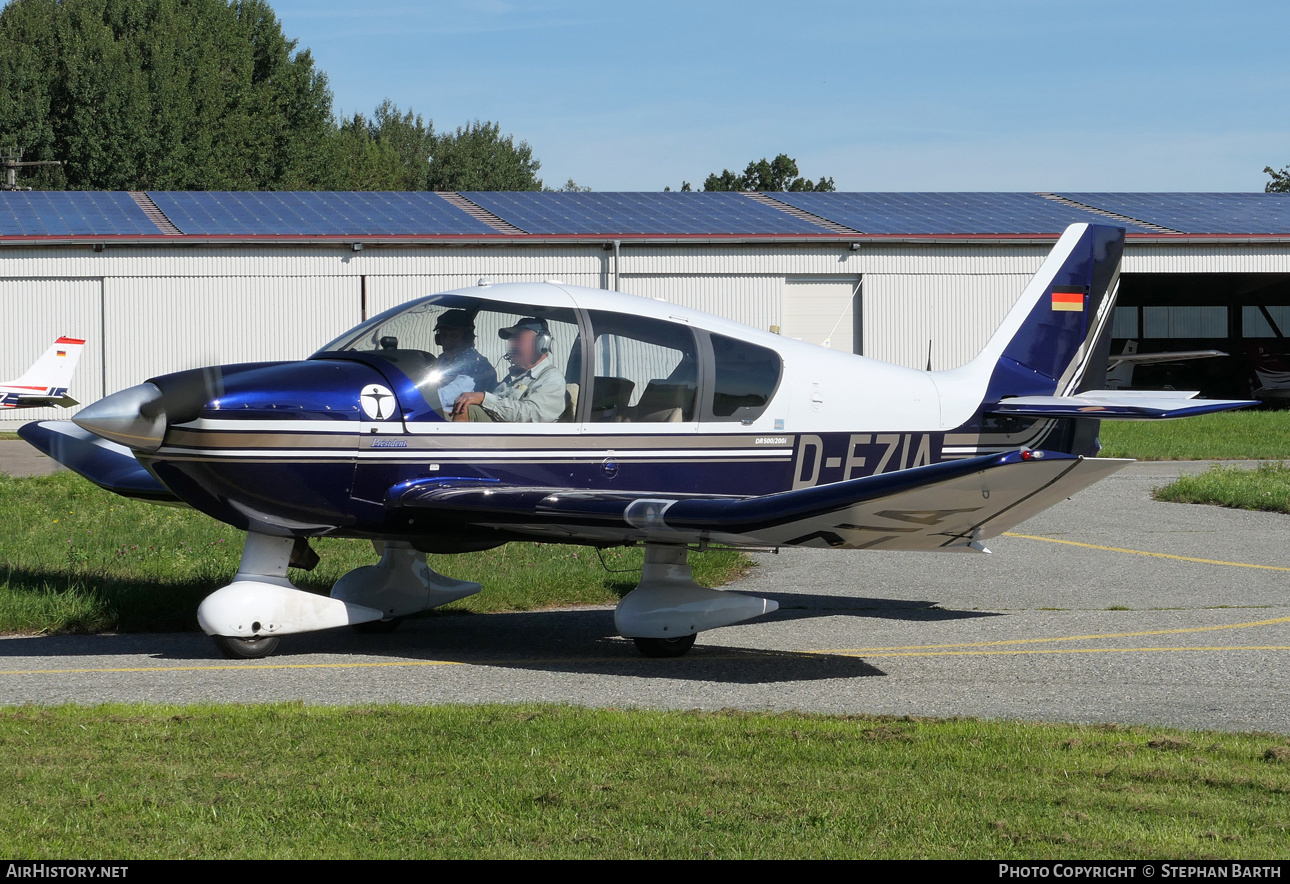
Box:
left=317, top=294, right=580, bottom=419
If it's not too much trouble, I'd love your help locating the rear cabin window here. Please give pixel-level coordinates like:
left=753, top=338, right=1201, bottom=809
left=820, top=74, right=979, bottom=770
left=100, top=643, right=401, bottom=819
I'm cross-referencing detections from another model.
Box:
left=587, top=311, right=699, bottom=423
left=709, top=334, right=781, bottom=421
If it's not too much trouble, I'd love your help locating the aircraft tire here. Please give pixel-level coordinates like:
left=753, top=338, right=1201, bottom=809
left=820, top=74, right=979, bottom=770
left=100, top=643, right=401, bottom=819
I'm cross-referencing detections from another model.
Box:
left=632, top=634, right=697, bottom=658
left=213, top=635, right=281, bottom=660
left=352, top=617, right=403, bottom=634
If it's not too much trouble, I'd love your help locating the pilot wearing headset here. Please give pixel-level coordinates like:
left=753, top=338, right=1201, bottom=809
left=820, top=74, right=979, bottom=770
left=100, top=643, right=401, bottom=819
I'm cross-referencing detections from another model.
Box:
left=452, top=317, right=566, bottom=423
left=433, top=309, right=497, bottom=412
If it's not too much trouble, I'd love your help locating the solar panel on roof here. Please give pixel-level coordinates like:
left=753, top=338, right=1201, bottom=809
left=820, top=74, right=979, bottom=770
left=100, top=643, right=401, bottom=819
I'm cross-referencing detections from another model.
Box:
left=462, top=191, right=833, bottom=235
left=0, top=192, right=163, bottom=236
left=8, top=191, right=1290, bottom=239
left=769, top=192, right=1159, bottom=235
left=147, top=191, right=499, bottom=236
left=1059, top=193, right=1290, bottom=235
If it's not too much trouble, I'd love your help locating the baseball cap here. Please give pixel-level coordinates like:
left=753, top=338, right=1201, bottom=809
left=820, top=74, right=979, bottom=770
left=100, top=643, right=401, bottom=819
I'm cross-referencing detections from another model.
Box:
left=498, top=317, right=550, bottom=339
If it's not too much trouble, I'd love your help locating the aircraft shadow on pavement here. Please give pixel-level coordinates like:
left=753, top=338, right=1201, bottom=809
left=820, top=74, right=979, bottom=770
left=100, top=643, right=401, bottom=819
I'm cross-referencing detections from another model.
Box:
left=751, top=590, right=1001, bottom=624
left=1, top=608, right=888, bottom=684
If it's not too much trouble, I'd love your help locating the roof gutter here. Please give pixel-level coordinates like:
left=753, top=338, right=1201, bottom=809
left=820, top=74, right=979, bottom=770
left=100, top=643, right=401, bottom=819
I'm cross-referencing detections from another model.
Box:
left=6, top=233, right=1290, bottom=248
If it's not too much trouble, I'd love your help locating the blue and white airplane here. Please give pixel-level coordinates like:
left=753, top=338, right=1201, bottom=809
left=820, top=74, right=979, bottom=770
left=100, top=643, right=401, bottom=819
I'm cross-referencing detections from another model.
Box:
left=20, top=224, right=1255, bottom=660
left=2, top=337, right=84, bottom=409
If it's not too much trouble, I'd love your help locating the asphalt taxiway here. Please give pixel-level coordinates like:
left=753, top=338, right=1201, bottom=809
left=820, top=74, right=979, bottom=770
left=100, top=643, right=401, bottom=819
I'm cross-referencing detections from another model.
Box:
left=2, top=448, right=1287, bottom=733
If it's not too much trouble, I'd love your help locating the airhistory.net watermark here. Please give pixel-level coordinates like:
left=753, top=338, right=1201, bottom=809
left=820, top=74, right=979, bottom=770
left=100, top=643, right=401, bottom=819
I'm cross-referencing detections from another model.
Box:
left=6, top=866, right=127, bottom=878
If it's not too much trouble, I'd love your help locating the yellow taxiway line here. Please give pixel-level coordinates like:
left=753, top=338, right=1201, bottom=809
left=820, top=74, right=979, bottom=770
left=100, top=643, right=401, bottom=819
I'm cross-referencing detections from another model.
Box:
left=4, top=535, right=1288, bottom=674
left=819, top=532, right=1290, bottom=658
left=818, top=615, right=1290, bottom=656
left=827, top=646, right=1290, bottom=659
left=1003, top=531, right=1290, bottom=572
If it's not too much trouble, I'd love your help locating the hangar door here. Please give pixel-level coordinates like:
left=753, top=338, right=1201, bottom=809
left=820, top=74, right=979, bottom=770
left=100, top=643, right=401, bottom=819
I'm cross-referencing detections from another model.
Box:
left=102, top=277, right=361, bottom=395
left=782, top=277, right=861, bottom=353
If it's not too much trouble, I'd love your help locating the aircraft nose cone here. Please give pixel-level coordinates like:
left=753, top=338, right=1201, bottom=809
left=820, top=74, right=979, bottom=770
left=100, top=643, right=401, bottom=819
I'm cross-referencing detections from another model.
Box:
left=72, top=382, right=168, bottom=452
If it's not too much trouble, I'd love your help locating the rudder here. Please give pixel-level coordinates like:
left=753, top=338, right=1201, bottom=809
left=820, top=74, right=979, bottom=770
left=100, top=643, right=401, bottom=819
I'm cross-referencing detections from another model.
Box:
left=10, top=337, right=85, bottom=393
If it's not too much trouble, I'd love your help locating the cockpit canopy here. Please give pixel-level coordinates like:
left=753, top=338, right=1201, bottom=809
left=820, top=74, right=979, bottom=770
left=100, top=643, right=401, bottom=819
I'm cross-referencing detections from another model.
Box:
left=316, top=289, right=782, bottom=424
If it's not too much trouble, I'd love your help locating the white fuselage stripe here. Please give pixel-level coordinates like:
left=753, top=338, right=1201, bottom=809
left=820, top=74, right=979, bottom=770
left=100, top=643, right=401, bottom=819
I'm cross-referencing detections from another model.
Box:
left=154, top=446, right=795, bottom=460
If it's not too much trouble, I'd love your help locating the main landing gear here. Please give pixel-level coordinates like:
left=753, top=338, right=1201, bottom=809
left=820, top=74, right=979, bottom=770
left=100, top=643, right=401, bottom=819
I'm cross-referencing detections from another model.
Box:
left=196, top=534, right=481, bottom=659
left=195, top=536, right=776, bottom=660
left=614, top=545, right=777, bottom=658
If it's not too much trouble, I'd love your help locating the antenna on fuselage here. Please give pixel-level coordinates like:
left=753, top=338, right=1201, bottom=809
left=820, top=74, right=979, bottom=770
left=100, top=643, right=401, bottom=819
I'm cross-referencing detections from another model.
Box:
left=926, top=340, right=933, bottom=371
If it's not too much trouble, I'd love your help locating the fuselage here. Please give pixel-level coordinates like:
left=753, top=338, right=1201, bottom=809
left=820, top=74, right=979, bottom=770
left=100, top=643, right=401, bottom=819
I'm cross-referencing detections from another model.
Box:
left=118, top=281, right=1067, bottom=540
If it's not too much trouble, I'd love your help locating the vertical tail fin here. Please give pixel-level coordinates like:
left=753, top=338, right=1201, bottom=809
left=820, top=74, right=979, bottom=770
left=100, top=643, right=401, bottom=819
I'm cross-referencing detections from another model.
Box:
left=932, top=224, right=1126, bottom=455
left=974, top=223, right=1125, bottom=400
left=8, top=337, right=85, bottom=394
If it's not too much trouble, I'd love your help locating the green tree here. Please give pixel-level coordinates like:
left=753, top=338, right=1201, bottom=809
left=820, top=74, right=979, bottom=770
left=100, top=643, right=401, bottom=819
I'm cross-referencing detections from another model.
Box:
left=325, top=114, right=408, bottom=191
left=323, top=100, right=436, bottom=190
left=425, top=120, right=542, bottom=191
left=0, top=0, right=334, bottom=190
left=546, top=178, right=591, bottom=192
left=0, top=0, right=547, bottom=192
left=698, top=153, right=834, bottom=193
left=326, top=107, right=542, bottom=192
left=1265, top=165, right=1290, bottom=193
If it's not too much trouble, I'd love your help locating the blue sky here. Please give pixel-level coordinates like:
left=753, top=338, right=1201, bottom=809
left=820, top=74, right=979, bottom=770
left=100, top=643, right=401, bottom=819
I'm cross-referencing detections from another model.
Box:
left=271, top=0, right=1290, bottom=192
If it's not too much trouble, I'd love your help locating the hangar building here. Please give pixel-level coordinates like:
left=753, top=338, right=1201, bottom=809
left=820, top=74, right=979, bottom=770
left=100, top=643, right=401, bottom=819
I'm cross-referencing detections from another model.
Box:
left=4, top=189, right=1290, bottom=432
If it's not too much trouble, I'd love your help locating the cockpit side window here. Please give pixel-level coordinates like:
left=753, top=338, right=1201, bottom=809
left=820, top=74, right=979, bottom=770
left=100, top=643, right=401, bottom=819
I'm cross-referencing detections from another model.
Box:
left=704, top=333, right=782, bottom=422
left=587, top=311, right=699, bottom=423
left=317, top=295, right=580, bottom=423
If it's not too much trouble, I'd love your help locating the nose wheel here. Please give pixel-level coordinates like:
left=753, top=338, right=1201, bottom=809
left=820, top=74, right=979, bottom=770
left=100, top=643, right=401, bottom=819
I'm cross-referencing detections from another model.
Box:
left=632, top=634, right=697, bottom=658
left=212, top=635, right=281, bottom=660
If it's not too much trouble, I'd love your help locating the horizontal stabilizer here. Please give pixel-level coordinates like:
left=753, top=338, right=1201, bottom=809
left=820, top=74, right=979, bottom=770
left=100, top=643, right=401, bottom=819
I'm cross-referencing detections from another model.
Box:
left=17, top=420, right=181, bottom=504
left=390, top=451, right=1132, bottom=551
left=1107, top=349, right=1227, bottom=368
left=15, top=394, right=79, bottom=408
left=990, top=390, right=1257, bottom=420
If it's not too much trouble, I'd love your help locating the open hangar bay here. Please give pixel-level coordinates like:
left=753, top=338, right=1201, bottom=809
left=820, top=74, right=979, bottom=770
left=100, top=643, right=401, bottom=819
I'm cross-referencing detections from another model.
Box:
left=5, top=190, right=1290, bottom=431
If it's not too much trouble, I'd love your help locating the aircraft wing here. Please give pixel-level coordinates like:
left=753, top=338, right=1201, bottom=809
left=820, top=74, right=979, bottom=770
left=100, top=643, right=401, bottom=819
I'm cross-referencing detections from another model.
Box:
left=990, top=390, right=1257, bottom=420
left=17, top=420, right=182, bottom=504
left=389, top=450, right=1131, bottom=551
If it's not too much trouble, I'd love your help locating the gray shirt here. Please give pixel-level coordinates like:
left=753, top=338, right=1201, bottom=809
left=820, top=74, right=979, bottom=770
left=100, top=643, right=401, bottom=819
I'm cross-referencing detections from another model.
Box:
left=481, top=356, right=567, bottom=422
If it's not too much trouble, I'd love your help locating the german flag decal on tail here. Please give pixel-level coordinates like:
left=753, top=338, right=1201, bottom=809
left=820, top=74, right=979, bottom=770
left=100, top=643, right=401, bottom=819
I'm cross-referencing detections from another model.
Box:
left=1050, top=285, right=1085, bottom=312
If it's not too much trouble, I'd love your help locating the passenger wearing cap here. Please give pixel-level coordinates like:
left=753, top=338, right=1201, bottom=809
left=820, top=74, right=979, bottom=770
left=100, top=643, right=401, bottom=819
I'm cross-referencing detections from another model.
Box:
left=452, top=317, right=566, bottom=423
left=432, top=309, right=497, bottom=412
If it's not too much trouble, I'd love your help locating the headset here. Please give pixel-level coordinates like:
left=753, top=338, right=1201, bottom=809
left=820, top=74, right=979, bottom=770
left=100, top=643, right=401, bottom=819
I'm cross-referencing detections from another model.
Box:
left=503, top=320, right=553, bottom=363
left=534, top=326, right=553, bottom=355
left=434, top=312, right=477, bottom=348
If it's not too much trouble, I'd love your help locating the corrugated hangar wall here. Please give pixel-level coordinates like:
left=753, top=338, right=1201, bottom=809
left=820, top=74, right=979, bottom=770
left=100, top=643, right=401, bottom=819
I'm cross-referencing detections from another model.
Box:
left=8, top=238, right=1289, bottom=431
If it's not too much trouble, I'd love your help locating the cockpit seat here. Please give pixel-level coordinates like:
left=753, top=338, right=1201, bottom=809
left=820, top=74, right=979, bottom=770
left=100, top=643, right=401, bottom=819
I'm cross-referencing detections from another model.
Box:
left=590, top=376, right=635, bottom=422
left=622, top=381, right=694, bottom=423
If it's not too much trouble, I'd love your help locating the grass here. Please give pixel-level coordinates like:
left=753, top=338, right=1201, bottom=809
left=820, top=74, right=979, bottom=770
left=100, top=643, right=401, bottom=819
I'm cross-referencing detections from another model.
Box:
left=1154, top=462, right=1290, bottom=515
left=0, top=704, right=1287, bottom=859
left=1097, top=409, right=1290, bottom=460
left=0, top=472, right=749, bottom=635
